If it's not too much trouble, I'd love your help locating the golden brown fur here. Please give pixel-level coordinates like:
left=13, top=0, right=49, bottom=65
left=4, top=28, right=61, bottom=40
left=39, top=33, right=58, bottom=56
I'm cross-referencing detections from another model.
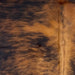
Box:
left=0, top=0, right=75, bottom=75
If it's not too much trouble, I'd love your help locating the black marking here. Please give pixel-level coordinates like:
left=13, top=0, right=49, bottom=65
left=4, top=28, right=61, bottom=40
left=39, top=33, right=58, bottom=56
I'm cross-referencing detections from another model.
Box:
left=0, top=12, right=7, bottom=19
left=0, top=51, right=15, bottom=60
left=43, top=46, right=57, bottom=62
left=28, top=36, right=49, bottom=48
left=0, top=31, right=18, bottom=49
left=9, top=12, right=24, bottom=20
left=0, top=0, right=48, bottom=26
left=0, top=0, right=7, bottom=3
left=69, top=0, right=75, bottom=3
left=70, top=60, right=75, bottom=75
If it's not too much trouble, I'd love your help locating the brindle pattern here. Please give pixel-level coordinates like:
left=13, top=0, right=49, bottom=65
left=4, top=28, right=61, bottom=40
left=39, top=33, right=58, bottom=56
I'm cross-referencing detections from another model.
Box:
left=0, top=0, right=59, bottom=75
left=0, top=0, right=75, bottom=75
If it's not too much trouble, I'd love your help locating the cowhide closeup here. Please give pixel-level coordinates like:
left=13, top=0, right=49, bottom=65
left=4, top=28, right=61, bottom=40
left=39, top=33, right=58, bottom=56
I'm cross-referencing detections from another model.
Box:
left=0, top=0, right=75, bottom=75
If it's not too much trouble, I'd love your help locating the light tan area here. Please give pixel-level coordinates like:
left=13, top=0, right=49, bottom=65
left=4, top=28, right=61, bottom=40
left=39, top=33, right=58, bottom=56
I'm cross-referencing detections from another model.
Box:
left=59, top=3, right=75, bottom=75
